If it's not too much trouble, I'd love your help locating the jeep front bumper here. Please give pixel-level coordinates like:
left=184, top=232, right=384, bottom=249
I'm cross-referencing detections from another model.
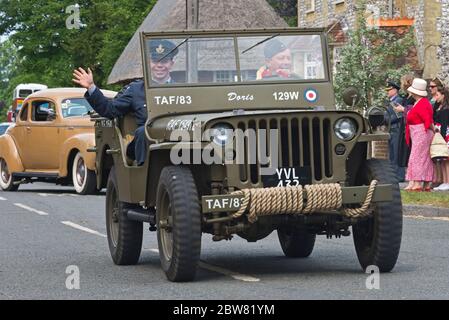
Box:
left=202, top=184, right=393, bottom=214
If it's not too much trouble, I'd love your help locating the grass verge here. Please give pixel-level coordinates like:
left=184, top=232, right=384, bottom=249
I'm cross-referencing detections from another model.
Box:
left=401, top=190, right=449, bottom=208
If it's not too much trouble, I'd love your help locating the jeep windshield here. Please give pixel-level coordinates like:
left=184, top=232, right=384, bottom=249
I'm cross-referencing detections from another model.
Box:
left=144, top=33, right=326, bottom=86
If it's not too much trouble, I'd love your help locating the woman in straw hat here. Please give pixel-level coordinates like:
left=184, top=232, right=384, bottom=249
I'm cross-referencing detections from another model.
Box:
left=404, top=78, right=435, bottom=191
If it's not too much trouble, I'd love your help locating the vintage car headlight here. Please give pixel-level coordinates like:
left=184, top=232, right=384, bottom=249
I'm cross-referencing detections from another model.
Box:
left=211, top=123, right=234, bottom=146
left=334, top=118, right=357, bottom=141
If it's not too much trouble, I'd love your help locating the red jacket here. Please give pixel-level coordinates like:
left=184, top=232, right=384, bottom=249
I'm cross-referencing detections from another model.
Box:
left=406, top=97, right=434, bottom=145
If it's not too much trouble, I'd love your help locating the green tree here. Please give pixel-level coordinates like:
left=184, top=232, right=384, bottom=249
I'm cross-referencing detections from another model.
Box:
left=0, top=39, right=20, bottom=121
left=267, top=0, right=298, bottom=27
left=333, top=4, right=414, bottom=113
left=0, top=0, right=155, bottom=108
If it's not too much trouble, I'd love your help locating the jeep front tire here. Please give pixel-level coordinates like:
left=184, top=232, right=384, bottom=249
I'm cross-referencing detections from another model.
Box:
left=353, top=159, right=403, bottom=272
left=156, top=166, right=202, bottom=282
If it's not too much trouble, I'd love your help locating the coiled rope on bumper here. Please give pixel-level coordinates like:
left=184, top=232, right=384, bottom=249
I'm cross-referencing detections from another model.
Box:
left=232, top=180, right=378, bottom=223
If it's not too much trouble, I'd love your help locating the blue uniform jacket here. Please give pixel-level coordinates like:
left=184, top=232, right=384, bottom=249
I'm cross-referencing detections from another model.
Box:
left=385, top=95, right=405, bottom=126
left=85, top=80, right=147, bottom=127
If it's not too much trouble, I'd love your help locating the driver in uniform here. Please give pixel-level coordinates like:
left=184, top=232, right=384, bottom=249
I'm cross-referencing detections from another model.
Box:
left=72, top=40, right=178, bottom=166
left=257, top=39, right=296, bottom=80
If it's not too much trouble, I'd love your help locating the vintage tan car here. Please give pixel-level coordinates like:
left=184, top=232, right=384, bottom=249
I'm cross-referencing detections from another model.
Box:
left=0, top=88, right=116, bottom=194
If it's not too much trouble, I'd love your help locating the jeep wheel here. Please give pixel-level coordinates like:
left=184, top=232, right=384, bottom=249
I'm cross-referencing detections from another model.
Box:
left=353, top=159, right=402, bottom=272
left=278, top=226, right=316, bottom=258
left=72, top=152, right=96, bottom=195
left=156, top=166, right=201, bottom=282
left=0, top=158, right=19, bottom=191
left=106, top=167, right=143, bottom=265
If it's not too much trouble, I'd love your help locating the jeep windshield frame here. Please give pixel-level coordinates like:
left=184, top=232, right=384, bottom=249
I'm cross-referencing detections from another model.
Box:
left=140, top=29, right=335, bottom=118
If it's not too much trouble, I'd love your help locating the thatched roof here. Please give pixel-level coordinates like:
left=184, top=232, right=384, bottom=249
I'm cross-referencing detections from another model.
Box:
left=107, top=0, right=289, bottom=84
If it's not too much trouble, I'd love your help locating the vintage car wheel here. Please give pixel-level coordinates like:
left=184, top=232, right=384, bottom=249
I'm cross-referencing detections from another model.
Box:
left=105, top=167, right=143, bottom=265
left=353, top=159, right=403, bottom=272
left=72, top=152, right=96, bottom=195
left=277, top=226, right=316, bottom=258
left=0, top=158, right=19, bottom=191
left=156, top=166, right=201, bottom=282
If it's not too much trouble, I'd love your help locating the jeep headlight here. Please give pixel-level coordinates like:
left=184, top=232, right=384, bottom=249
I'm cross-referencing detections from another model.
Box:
left=211, top=123, right=234, bottom=146
left=334, top=118, right=357, bottom=141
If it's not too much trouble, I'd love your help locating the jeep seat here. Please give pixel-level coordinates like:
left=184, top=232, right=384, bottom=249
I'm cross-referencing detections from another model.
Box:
left=117, top=113, right=138, bottom=166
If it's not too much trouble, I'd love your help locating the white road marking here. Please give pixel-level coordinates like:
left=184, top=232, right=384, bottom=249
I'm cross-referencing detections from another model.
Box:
left=61, top=221, right=107, bottom=237
left=198, top=262, right=260, bottom=282
left=405, top=215, right=449, bottom=222
left=147, top=248, right=260, bottom=282
left=39, top=193, right=78, bottom=198
left=0, top=196, right=7, bottom=201
left=14, top=203, right=49, bottom=216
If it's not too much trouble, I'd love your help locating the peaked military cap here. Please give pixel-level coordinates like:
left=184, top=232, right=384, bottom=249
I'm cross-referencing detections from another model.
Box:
left=264, top=39, right=288, bottom=59
left=385, top=80, right=401, bottom=91
left=148, top=39, right=178, bottom=61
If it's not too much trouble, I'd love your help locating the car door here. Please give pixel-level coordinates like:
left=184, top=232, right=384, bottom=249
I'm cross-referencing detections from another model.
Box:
left=20, top=99, right=60, bottom=170
left=9, top=102, right=30, bottom=163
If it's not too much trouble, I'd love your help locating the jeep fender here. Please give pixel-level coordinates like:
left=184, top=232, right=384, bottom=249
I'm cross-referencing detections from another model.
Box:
left=145, top=142, right=207, bottom=207
left=0, top=135, right=24, bottom=173
left=59, top=133, right=96, bottom=177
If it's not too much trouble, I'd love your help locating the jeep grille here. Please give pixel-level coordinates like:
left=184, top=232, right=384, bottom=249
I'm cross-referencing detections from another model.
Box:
left=236, top=116, right=333, bottom=185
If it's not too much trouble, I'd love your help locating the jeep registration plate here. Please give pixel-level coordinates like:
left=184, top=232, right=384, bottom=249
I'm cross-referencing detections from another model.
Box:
left=262, top=167, right=312, bottom=187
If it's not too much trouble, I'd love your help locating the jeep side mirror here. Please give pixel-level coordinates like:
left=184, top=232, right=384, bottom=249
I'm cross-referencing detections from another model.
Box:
left=342, top=87, right=360, bottom=108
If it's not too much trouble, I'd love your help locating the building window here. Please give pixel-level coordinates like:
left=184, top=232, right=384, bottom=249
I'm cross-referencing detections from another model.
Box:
left=241, top=70, right=257, bottom=81
left=214, top=70, right=257, bottom=82
left=305, top=0, right=315, bottom=13
left=306, top=66, right=317, bottom=78
left=304, top=52, right=318, bottom=79
left=333, top=46, right=343, bottom=75
left=214, top=70, right=239, bottom=83
left=214, top=71, right=232, bottom=83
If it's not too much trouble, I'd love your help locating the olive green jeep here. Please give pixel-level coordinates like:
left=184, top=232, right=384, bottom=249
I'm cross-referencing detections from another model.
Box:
left=93, top=29, right=402, bottom=282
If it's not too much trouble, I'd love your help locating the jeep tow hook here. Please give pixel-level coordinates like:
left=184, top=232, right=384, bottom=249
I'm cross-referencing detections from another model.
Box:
left=106, top=149, right=120, bottom=155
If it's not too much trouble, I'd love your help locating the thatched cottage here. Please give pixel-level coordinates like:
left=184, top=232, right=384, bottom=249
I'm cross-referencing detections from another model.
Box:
left=108, top=0, right=289, bottom=85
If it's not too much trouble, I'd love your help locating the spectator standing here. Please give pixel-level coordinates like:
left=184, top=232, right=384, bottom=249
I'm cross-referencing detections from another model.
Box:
left=429, top=77, right=444, bottom=108
left=433, top=87, right=449, bottom=191
left=397, top=74, right=416, bottom=187
left=405, top=78, right=435, bottom=192
left=430, top=78, right=443, bottom=187
left=385, top=81, right=404, bottom=181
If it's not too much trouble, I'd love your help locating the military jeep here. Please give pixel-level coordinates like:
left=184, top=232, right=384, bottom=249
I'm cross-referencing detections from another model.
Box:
left=93, top=29, right=402, bottom=282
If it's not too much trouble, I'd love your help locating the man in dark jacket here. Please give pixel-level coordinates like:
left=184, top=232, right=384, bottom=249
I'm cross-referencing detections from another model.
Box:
left=385, top=81, right=405, bottom=181
left=72, top=40, right=178, bottom=166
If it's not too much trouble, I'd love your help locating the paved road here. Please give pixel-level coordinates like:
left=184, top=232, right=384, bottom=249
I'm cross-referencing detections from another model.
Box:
left=1, top=183, right=449, bottom=300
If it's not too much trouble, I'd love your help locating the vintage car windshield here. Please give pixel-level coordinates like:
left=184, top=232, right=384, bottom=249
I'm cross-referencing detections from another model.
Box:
left=61, top=98, right=93, bottom=118
left=145, top=34, right=325, bottom=86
